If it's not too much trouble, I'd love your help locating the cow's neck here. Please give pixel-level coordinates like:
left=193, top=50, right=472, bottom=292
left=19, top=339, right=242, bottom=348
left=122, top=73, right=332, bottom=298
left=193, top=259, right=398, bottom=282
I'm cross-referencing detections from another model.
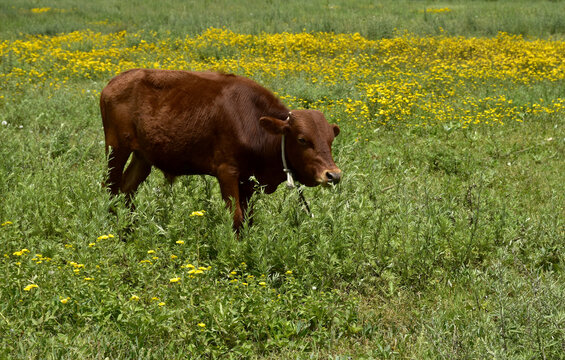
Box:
left=252, top=134, right=287, bottom=193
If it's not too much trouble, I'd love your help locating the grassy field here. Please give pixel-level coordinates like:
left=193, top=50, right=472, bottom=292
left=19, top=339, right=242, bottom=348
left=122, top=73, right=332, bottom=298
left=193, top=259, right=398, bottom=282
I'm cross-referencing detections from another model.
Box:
left=1, top=0, right=564, bottom=359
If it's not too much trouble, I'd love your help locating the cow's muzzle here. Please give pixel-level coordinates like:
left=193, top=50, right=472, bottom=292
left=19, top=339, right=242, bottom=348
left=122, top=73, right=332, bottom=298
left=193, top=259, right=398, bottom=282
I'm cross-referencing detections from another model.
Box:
left=321, top=169, right=342, bottom=186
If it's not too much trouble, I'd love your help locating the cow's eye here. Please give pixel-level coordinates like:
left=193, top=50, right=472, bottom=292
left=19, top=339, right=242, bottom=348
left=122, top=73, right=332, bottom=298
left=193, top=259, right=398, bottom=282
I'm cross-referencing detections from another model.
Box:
left=297, top=137, right=307, bottom=145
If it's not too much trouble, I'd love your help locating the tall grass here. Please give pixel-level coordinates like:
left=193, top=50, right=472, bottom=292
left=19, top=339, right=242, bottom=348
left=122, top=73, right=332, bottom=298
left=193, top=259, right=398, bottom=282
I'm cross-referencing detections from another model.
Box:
left=1, top=1, right=564, bottom=358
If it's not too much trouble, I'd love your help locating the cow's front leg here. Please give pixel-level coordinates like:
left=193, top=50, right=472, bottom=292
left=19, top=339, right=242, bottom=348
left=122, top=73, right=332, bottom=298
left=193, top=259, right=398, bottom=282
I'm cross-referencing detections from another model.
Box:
left=239, top=179, right=255, bottom=228
left=216, top=164, right=243, bottom=231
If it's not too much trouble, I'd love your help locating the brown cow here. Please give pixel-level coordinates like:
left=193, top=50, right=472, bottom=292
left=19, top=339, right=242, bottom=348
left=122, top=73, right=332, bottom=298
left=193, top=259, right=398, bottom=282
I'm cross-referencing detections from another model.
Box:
left=100, top=69, right=341, bottom=230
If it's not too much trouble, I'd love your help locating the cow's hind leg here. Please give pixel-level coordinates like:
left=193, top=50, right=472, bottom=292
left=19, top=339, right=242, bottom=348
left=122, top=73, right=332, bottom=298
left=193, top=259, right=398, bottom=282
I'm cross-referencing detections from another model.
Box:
left=121, top=151, right=152, bottom=207
left=107, top=146, right=131, bottom=196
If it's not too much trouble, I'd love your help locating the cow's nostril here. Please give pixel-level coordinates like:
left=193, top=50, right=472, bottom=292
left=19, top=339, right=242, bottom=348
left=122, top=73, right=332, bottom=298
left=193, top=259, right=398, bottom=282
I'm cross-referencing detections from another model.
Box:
left=325, top=171, right=341, bottom=184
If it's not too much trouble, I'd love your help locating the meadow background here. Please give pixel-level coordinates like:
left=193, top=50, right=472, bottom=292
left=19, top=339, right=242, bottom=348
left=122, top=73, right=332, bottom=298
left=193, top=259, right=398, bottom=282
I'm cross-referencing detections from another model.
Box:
left=1, top=0, right=564, bottom=358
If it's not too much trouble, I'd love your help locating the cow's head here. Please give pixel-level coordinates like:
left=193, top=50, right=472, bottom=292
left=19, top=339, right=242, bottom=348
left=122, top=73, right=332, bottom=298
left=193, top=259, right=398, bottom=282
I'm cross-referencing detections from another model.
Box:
left=260, top=110, right=341, bottom=187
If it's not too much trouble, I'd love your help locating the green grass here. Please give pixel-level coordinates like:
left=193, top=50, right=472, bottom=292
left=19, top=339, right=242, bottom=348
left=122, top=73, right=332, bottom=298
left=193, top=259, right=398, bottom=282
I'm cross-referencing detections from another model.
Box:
left=2, top=0, right=565, bottom=40
left=1, top=1, right=564, bottom=359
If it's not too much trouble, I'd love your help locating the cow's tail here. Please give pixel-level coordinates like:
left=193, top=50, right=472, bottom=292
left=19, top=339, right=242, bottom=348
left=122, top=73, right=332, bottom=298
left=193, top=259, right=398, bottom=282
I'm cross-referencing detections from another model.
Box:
left=99, top=93, right=110, bottom=158
left=99, top=92, right=111, bottom=189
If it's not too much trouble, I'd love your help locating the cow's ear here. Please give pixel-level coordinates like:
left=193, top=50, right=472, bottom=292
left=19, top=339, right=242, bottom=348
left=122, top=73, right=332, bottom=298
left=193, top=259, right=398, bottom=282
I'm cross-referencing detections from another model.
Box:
left=332, top=124, right=340, bottom=137
left=260, top=116, right=289, bottom=135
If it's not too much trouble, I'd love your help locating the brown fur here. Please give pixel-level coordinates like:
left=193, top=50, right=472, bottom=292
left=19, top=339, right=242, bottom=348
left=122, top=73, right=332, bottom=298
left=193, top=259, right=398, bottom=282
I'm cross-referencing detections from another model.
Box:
left=100, top=69, right=341, bottom=230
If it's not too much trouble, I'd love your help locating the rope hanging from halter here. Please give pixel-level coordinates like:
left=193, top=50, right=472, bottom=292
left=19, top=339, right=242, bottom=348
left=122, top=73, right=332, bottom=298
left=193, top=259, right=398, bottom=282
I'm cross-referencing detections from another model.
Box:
left=281, top=112, right=314, bottom=217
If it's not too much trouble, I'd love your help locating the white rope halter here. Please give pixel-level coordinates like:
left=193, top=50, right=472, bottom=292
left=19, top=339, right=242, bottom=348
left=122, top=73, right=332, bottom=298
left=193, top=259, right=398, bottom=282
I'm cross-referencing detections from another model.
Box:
left=281, top=112, right=295, bottom=189
left=280, top=112, right=313, bottom=217
left=281, top=145, right=295, bottom=189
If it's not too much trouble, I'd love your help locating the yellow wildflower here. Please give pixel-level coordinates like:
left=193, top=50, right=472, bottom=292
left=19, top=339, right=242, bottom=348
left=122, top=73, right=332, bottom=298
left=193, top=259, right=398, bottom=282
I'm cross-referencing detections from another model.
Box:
left=175, top=240, right=185, bottom=244
left=169, top=277, right=181, bottom=283
left=425, top=7, right=452, bottom=13
left=31, top=7, right=51, bottom=13
left=60, top=297, right=70, bottom=304
left=13, top=249, right=29, bottom=256
left=130, top=295, right=140, bottom=301
left=24, top=284, right=38, bottom=291
left=189, top=210, right=206, bottom=217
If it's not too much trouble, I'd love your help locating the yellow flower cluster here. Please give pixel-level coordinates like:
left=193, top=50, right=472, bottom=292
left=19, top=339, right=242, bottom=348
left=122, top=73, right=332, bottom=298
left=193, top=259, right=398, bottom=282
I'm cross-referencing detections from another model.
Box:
left=97, top=233, right=115, bottom=240
left=228, top=270, right=271, bottom=289
left=1, top=28, right=564, bottom=128
left=12, top=248, right=30, bottom=256
left=424, top=8, right=452, bottom=13
left=30, top=8, right=51, bottom=14
left=23, top=284, right=39, bottom=291
left=31, top=254, right=51, bottom=264
left=181, top=263, right=212, bottom=276
left=189, top=210, right=206, bottom=217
